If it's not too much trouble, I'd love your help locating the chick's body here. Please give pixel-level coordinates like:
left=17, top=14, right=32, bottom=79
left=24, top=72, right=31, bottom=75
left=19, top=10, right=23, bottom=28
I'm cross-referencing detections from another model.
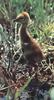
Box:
left=14, top=12, right=44, bottom=65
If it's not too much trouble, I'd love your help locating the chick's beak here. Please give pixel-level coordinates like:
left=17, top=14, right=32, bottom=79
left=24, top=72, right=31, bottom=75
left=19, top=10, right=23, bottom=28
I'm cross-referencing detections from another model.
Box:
left=13, top=14, right=23, bottom=22
left=13, top=19, right=17, bottom=22
left=13, top=17, right=19, bottom=22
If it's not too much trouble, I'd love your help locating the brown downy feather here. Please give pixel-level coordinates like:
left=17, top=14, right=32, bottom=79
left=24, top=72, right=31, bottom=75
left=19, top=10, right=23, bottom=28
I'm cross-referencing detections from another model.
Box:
left=14, top=12, right=44, bottom=65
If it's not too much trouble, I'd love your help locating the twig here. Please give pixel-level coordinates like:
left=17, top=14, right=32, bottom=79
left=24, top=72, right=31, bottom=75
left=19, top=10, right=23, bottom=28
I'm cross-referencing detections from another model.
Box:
left=0, top=71, right=36, bottom=91
left=0, top=74, right=26, bottom=91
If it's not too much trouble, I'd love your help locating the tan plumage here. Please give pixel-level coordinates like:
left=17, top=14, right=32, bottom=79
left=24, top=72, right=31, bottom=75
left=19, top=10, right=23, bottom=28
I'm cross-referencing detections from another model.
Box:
left=14, top=12, right=44, bottom=65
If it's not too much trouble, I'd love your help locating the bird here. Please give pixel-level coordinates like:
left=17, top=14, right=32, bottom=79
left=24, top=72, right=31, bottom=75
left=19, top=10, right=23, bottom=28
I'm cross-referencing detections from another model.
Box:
left=14, top=12, right=44, bottom=66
